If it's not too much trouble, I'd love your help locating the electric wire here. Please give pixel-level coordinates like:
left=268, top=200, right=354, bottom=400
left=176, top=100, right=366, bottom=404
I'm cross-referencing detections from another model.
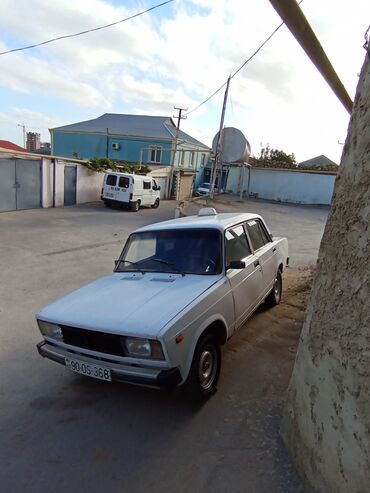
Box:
left=185, top=0, right=304, bottom=116
left=0, top=0, right=174, bottom=56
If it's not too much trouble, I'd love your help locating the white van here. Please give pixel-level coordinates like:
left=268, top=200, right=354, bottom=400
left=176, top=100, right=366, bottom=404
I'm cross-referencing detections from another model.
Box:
left=101, top=172, right=161, bottom=211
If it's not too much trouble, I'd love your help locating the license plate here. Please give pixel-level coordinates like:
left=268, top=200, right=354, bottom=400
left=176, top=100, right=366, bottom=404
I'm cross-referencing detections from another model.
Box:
left=105, top=192, right=114, bottom=198
left=65, top=357, right=112, bottom=381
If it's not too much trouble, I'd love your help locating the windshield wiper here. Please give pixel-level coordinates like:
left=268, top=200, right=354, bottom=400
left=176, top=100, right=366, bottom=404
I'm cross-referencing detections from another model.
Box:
left=115, top=259, right=145, bottom=274
left=149, top=258, right=185, bottom=276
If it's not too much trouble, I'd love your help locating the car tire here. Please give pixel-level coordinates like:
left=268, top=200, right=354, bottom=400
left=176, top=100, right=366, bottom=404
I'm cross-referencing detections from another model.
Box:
left=130, top=200, right=140, bottom=212
left=151, top=198, right=160, bottom=209
left=184, top=332, right=221, bottom=402
left=265, top=269, right=282, bottom=307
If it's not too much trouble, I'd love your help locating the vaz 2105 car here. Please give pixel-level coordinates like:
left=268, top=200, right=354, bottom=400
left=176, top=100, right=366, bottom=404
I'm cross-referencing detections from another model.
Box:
left=36, top=208, right=289, bottom=401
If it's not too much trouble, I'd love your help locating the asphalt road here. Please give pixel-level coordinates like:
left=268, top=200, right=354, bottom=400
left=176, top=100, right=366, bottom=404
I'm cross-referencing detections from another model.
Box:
left=0, top=200, right=328, bottom=493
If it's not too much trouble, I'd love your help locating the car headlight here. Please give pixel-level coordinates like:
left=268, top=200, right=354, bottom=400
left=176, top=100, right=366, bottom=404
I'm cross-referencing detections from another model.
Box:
left=37, top=320, right=63, bottom=341
left=124, top=337, right=164, bottom=360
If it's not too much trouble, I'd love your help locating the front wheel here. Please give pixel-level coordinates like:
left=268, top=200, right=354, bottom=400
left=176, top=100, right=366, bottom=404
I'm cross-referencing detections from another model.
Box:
left=151, top=198, right=160, bottom=209
left=184, top=333, right=221, bottom=402
left=265, top=269, right=282, bottom=307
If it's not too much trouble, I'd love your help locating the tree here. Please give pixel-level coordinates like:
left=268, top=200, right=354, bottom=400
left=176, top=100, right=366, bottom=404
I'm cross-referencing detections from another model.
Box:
left=250, top=145, right=297, bottom=169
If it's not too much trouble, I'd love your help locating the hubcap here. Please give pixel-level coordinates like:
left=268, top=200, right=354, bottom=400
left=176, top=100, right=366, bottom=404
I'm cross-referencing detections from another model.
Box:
left=274, top=276, right=280, bottom=298
left=198, top=346, right=217, bottom=390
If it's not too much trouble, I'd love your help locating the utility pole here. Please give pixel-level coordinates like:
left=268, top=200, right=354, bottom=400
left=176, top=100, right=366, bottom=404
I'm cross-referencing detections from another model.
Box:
left=268, top=0, right=353, bottom=114
left=167, top=106, right=187, bottom=199
left=17, top=123, right=26, bottom=148
left=210, top=75, right=231, bottom=199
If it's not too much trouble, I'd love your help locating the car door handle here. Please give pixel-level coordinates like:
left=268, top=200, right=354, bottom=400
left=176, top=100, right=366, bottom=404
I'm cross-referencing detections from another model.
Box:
left=272, top=247, right=276, bottom=252
left=254, top=260, right=260, bottom=268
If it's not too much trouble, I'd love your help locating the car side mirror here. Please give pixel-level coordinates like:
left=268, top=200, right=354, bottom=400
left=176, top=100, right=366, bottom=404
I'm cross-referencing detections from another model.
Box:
left=228, top=260, right=246, bottom=269
left=157, top=185, right=161, bottom=191
left=114, top=260, right=118, bottom=267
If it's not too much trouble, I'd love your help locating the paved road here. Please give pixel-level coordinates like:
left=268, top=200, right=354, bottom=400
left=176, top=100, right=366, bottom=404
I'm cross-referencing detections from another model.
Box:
left=0, top=200, right=328, bottom=492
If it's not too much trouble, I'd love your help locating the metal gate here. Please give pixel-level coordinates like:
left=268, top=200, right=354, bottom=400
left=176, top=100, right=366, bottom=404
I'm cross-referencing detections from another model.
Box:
left=0, top=159, right=41, bottom=212
left=64, top=166, right=77, bottom=206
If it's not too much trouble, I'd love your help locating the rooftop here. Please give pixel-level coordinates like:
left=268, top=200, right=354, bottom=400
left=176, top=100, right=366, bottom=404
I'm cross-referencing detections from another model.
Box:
left=51, top=113, right=209, bottom=149
left=0, top=140, right=27, bottom=152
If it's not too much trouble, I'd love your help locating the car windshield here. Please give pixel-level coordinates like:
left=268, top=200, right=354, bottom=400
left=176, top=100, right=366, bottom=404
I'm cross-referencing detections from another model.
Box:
left=115, top=228, right=222, bottom=275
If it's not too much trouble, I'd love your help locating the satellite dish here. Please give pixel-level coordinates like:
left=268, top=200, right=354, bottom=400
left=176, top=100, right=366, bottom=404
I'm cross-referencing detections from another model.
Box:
left=212, top=127, right=251, bottom=163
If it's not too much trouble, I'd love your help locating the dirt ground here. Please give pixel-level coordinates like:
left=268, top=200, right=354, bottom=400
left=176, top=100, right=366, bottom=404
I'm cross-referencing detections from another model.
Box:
left=0, top=202, right=319, bottom=493
left=210, top=266, right=316, bottom=492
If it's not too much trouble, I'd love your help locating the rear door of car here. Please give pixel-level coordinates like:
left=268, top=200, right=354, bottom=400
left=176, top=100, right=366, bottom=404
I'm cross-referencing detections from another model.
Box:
left=103, top=174, right=118, bottom=200
left=245, top=218, right=276, bottom=297
left=225, top=224, right=264, bottom=330
left=116, top=175, right=131, bottom=205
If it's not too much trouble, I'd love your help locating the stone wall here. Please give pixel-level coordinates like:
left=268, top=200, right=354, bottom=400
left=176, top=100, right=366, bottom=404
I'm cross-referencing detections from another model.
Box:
left=281, top=56, right=370, bottom=491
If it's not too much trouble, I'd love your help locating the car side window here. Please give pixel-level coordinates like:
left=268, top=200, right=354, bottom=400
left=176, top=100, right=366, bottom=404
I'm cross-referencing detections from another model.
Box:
left=225, top=225, right=251, bottom=267
left=143, top=180, right=151, bottom=190
left=246, top=219, right=271, bottom=251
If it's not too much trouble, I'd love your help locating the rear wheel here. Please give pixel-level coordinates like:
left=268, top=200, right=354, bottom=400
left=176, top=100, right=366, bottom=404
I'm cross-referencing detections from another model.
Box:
left=104, top=200, right=112, bottom=208
left=130, top=200, right=140, bottom=212
left=151, top=198, right=160, bottom=209
left=265, top=269, right=282, bottom=307
left=184, top=333, right=221, bottom=402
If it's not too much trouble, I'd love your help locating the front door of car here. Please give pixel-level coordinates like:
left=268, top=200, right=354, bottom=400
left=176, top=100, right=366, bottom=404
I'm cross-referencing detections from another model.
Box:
left=246, top=219, right=276, bottom=297
left=225, top=224, right=264, bottom=331
left=142, top=179, right=152, bottom=205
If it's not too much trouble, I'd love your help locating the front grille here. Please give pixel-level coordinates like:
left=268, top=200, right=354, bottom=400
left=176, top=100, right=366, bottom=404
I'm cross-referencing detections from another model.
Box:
left=61, top=325, right=125, bottom=356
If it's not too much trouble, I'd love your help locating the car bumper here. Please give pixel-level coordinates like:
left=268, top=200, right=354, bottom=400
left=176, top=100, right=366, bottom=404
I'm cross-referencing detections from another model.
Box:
left=37, top=341, right=182, bottom=390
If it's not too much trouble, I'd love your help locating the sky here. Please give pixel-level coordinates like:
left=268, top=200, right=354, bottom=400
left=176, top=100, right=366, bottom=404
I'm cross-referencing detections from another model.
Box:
left=0, top=0, right=368, bottom=163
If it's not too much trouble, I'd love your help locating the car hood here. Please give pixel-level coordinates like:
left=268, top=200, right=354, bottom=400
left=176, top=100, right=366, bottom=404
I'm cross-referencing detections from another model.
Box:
left=37, top=272, right=220, bottom=339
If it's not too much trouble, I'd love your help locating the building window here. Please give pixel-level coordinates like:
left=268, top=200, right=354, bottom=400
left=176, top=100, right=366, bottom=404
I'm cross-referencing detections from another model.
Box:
left=200, top=153, right=206, bottom=167
left=149, top=146, right=162, bottom=163
left=189, top=151, right=195, bottom=167
left=180, top=150, right=185, bottom=167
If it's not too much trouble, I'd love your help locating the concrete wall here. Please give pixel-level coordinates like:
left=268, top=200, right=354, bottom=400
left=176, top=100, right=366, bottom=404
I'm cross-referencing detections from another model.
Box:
left=281, top=57, right=370, bottom=492
left=226, top=166, right=336, bottom=205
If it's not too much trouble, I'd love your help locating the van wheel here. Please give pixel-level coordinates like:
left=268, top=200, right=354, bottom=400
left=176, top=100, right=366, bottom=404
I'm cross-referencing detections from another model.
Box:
left=184, top=333, right=221, bottom=402
left=151, top=198, right=160, bottom=209
left=130, top=201, right=140, bottom=212
left=104, top=200, right=112, bottom=208
left=265, top=270, right=282, bottom=307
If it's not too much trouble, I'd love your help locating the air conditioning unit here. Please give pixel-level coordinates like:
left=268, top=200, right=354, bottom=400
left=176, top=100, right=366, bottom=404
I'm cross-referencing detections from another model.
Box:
left=112, top=142, right=120, bottom=150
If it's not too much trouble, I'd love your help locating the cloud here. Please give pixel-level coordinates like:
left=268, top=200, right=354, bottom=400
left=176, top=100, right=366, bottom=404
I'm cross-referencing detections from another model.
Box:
left=0, top=0, right=367, bottom=161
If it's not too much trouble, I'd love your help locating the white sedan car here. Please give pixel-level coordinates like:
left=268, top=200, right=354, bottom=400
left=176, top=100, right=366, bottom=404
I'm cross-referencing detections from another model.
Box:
left=36, top=208, right=288, bottom=401
left=195, top=182, right=219, bottom=196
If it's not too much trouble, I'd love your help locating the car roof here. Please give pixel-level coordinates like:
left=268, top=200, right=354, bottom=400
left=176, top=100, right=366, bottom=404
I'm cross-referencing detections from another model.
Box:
left=136, top=211, right=264, bottom=233
left=106, top=172, right=150, bottom=179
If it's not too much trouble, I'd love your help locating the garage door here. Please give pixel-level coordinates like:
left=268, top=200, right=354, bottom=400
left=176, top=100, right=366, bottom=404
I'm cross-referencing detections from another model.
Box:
left=178, top=174, right=194, bottom=200
left=0, top=158, right=41, bottom=212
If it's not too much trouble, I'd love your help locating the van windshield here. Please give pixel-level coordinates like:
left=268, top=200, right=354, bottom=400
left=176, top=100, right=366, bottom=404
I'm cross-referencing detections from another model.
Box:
left=115, top=229, right=222, bottom=275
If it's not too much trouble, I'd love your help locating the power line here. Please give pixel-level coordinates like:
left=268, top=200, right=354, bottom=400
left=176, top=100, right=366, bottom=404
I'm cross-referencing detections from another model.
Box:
left=185, top=1, right=303, bottom=116
left=0, top=0, right=174, bottom=56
